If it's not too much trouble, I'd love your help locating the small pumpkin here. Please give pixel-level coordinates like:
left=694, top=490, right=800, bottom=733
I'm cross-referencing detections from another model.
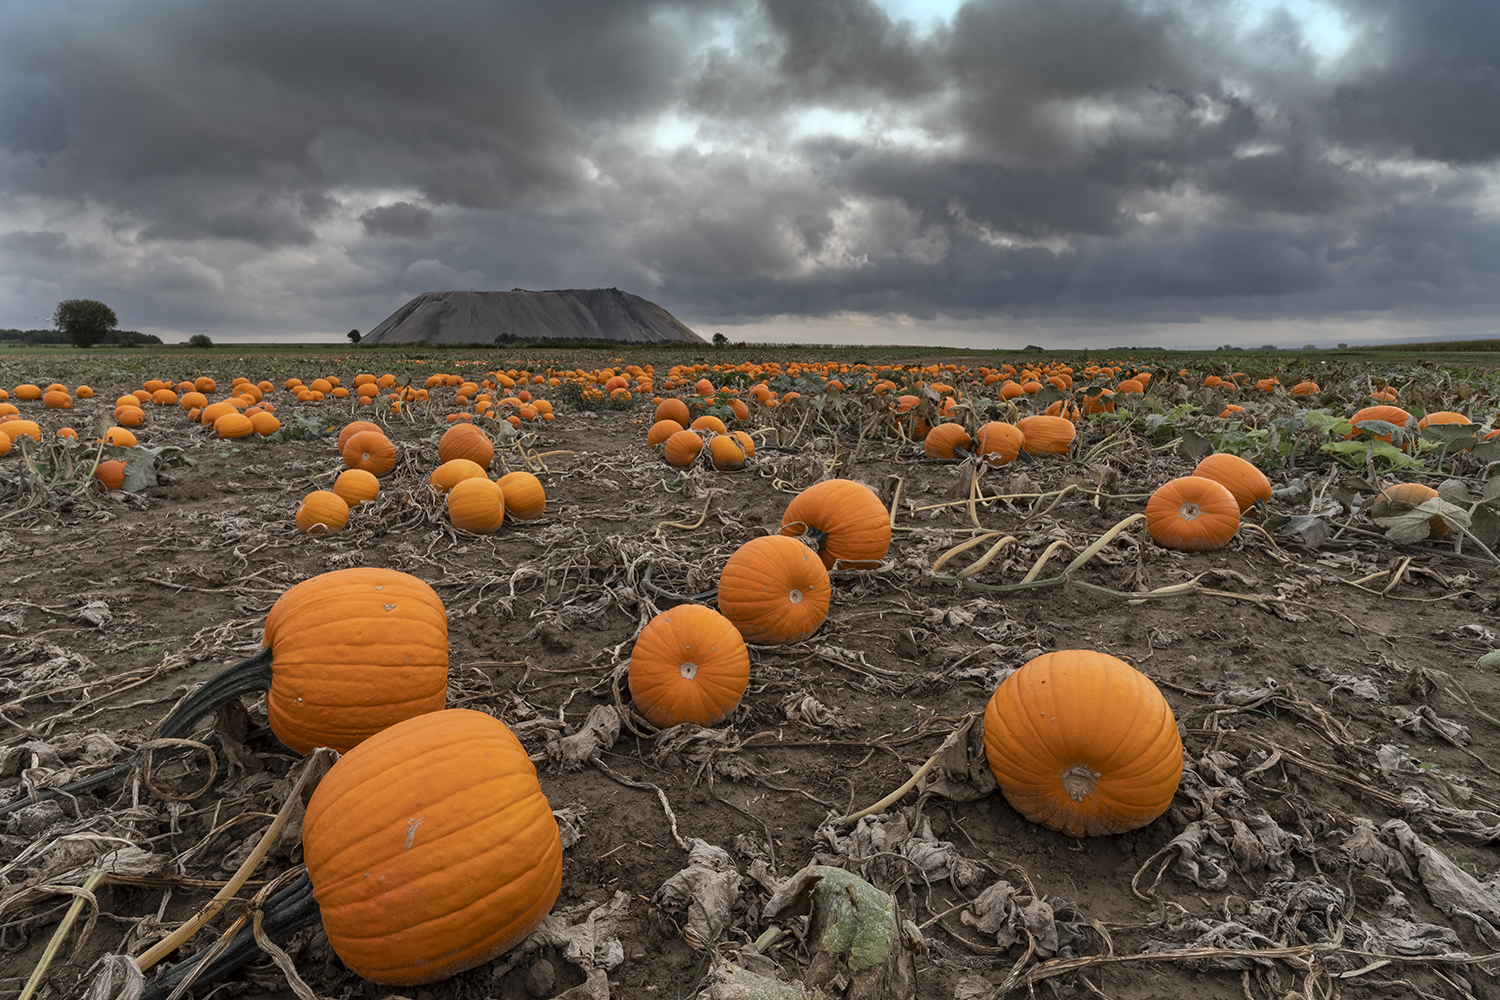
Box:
left=438, top=423, right=494, bottom=468
left=102, top=427, right=137, bottom=447
left=690, top=415, right=728, bottom=434
left=1368, top=483, right=1448, bottom=538
left=94, top=459, right=126, bottom=491
left=303, top=709, right=562, bottom=986
left=1347, top=405, right=1413, bottom=444
left=780, top=479, right=891, bottom=570
left=338, top=419, right=384, bottom=452
left=1145, top=476, right=1241, bottom=551
left=43, top=389, right=72, bottom=409
left=215, top=412, right=255, bottom=439
left=647, top=419, right=684, bottom=447
left=663, top=429, right=704, bottom=466
left=1015, top=415, right=1075, bottom=456
left=655, top=398, right=691, bottom=425
left=923, top=423, right=971, bottom=461
left=974, top=422, right=1024, bottom=465
left=447, top=477, right=505, bottom=533
left=342, top=430, right=398, bottom=477
left=4, top=419, right=42, bottom=443
left=296, top=490, right=350, bottom=534
left=497, top=471, right=546, bottom=520
left=249, top=411, right=281, bottom=436
left=717, top=535, right=831, bottom=645
left=628, top=604, right=750, bottom=728
left=333, top=468, right=380, bottom=507
left=1192, top=453, right=1271, bottom=515
left=0, top=429, right=10, bottom=456
left=984, top=650, right=1182, bottom=837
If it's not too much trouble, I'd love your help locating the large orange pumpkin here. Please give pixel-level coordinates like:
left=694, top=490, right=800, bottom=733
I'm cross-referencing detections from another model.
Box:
left=717, top=535, right=831, bottom=645
left=1192, top=453, right=1271, bottom=515
left=1015, top=415, right=1075, bottom=456
left=779, top=479, right=891, bottom=570
left=628, top=604, right=750, bottom=728
left=923, top=423, right=971, bottom=461
left=303, top=709, right=562, bottom=985
left=974, top=422, right=1024, bottom=465
left=1368, top=483, right=1447, bottom=537
left=497, top=471, right=546, bottom=520
left=655, top=398, right=691, bottom=426
left=647, top=419, right=685, bottom=447
left=1145, top=476, right=1241, bottom=551
left=1347, top=405, right=1413, bottom=444
left=709, top=432, right=753, bottom=471
left=447, top=477, right=505, bottom=533
left=438, top=423, right=494, bottom=468
left=296, top=490, right=350, bottom=534
left=333, top=468, right=380, bottom=508
left=338, top=420, right=384, bottom=452
left=428, top=458, right=489, bottom=495
left=984, top=650, right=1182, bottom=837
left=663, top=429, right=704, bottom=466
left=342, top=430, right=397, bottom=477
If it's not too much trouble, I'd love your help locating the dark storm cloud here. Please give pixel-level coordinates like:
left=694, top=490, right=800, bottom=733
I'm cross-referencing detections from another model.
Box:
left=0, top=0, right=1497, bottom=341
left=360, top=202, right=435, bottom=239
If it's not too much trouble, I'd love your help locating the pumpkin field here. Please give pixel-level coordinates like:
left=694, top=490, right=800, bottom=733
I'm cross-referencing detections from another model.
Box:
left=1, top=346, right=1498, bottom=1000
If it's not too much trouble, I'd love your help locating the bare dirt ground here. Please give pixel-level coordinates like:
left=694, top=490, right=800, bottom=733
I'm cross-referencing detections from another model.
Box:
left=2, top=368, right=1498, bottom=1000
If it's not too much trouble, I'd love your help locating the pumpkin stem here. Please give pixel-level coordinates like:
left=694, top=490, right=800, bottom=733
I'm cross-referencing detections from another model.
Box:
left=157, top=646, right=276, bottom=740
left=137, top=871, right=320, bottom=1000
left=1060, top=763, right=1101, bottom=801
left=795, top=524, right=829, bottom=554
left=0, top=647, right=275, bottom=817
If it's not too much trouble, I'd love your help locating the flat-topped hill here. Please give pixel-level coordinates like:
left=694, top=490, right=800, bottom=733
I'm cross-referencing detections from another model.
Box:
left=361, top=288, right=703, bottom=345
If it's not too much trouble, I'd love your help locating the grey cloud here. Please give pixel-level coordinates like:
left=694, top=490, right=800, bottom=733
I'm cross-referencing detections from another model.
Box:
left=0, top=0, right=1497, bottom=342
left=361, top=202, right=435, bottom=239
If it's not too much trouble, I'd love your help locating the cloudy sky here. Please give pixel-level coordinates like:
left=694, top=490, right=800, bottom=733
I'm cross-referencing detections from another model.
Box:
left=1, top=0, right=1497, bottom=348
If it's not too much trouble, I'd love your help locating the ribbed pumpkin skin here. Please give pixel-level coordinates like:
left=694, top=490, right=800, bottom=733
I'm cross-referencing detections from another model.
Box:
left=249, top=412, right=281, bottom=436
left=663, top=430, right=703, bottom=466
left=779, top=479, right=891, bottom=570
left=303, top=709, right=561, bottom=986
left=338, top=420, right=384, bottom=453
left=647, top=419, right=684, bottom=447
left=1145, top=476, right=1241, bottom=551
left=1015, top=415, right=1076, bottom=456
left=448, top=477, right=505, bottom=533
left=497, top=471, right=546, bottom=520
left=296, top=490, right=350, bottom=534
left=655, top=398, right=691, bottom=426
left=333, top=469, right=380, bottom=507
left=215, top=412, right=255, bottom=439
left=629, top=605, right=750, bottom=728
left=438, top=424, right=494, bottom=468
left=717, top=535, right=830, bottom=645
left=709, top=433, right=751, bottom=471
left=261, top=567, right=448, bottom=754
left=975, top=422, right=1024, bottom=465
left=923, top=423, right=971, bottom=460
left=429, top=458, right=489, bottom=495
left=1192, top=453, right=1271, bottom=515
left=94, top=459, right=126, bottom=490
left=343, top=430, right=397, bottom=476
left=983, top=651, right=1183, bottom=837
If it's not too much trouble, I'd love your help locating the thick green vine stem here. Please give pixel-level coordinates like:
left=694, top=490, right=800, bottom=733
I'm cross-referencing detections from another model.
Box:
left=0, top=647, right=274, bottom=817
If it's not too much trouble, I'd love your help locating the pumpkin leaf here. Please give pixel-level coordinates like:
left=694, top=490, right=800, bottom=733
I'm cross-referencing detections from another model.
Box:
left=1436, top=479, right=1470, bottom=505
left=119, top=445, right=192, bottom=492
left=1480, top=477, right=1500, bottom=505
left=1419, top=423, right=1479, bottom=449
left=1274, top=514, right=1330, bottom=548
left=1473, top=439, right=1500, bottom=464
left=1176, top=428, right=1214, bottom=462
left=763, top=865, right=920, bottom=997
left=698, top=963, right=823, bottom=1000
left=1375, top=499, right=1470, bottom=545
left=1469, top=504, right=1500, bottom=550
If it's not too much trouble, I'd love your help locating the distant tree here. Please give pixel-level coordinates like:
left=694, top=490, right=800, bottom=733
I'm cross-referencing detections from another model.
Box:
left=1023, top=344, right=1042, bottom=352
left=348, top=329, right=361, bottom=344
left=1336, top=343, right=1348, bottom=349
left=53, top=299, right=118, bottom=348
left=1260, top=344, right=1276, bottom=351
left=1303, top=344, right=1318, bottom=351
left=188, top=334, right=213, bottom=348
left=712, top=332, right=728, bottom=347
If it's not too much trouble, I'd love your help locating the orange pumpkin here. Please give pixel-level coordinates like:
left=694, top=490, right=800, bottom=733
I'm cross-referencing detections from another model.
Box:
left=447, top=477, right=505, bottom=533
left=974, top=422, right=1025, bottom=465
left=717, top=535, right=831, bottom=645
left=102, top=426, right=137, bottom=447
left=296, top=490, right=350, bottom=534
left=497, top=471, right=546, bottom=520
left=333, top=468, right=380, bottom=508
left=1368, top=483, right=1448, bottom=538
left=984, top=650, right=1182, bottom=837
left=94, top=459, right=126, bottom=491
left=1145, top=476, right=1241, bottom=551
left=1015, top=415, right=1075, bottom=456
left=780, top=478, right=891, bottom=570
left=628, top=604, right=750, bottom=728
left=438, top=423, right=494, bottom=468
left=923, top=423, right=971, bottom=461
left=342, top=430, right=397, bottom=477
left=709, top=432, right=752, bottom=471
left=3, top=419, right=42, bottom=443
left=337, top=419, right=385, bottom=452
left=663, top=429, right=704, bottom=467
left=1347, top=405, right=1413, bottom=444
left=690, top=415, right=728, bottom=434
left=655, top=398, right=691, bottom=425
left=429, top=458, right=489, bottom=495
left=1192, top=453, right=1271, bottom=515
left=249, top=411, right=281, bottom=436
left=648, top=419, right=685, bottom=447
left=215, top=412, right=255, bottom=439
left=303, top=709, right=561, bottom=985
